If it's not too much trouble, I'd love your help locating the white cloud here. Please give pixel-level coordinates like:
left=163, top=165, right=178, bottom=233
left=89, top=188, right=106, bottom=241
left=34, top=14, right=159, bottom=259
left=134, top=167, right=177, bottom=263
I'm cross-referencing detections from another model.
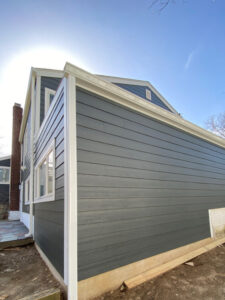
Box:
left=184, top=50, right=196, bottom=70
left=0, top=46, right=90, bottom=156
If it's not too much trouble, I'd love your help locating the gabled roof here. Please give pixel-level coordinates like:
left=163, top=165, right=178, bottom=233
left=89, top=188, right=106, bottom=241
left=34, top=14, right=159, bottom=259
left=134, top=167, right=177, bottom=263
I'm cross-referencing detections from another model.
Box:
left=96, top=75, right=179, bottom=115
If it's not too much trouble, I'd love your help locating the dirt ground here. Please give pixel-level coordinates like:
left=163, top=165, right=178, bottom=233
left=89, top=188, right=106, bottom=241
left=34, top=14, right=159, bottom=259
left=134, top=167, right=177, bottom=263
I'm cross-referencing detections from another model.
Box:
left=95, top=243, right=225, bottom=300
left=0, top=244, right=65, bottom=300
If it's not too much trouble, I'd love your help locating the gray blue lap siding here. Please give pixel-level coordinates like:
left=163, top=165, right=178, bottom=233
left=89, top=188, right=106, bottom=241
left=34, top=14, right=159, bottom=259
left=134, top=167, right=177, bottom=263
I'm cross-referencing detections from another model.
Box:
left=34, top=89, right=65, bottom=277
left=76, top=88, right=225, bottom=281
left=114, top=83, right=172, bottom=112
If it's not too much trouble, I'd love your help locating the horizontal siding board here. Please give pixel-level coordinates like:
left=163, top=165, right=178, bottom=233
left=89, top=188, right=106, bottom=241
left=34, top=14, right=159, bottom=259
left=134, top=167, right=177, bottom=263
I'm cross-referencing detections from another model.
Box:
left=77, top=89, right=225, bottom=156
left=77, top=127, right=225, bottom=170
left=77, top=88, right=225, bottom=281
left=78, top=197, right=225, bottom=213
left=77, top=138, right=225, bottom=176
left=77, top=112, right=225, bottom=164
left=35, top=216, right=64, bottom=276
left=0, top=158, right=10, bottom=167
left=78, top=175, right=225, bottom=190
left=36, top=95, right=64, bottom=151
left=77, top=161, right=225, bottom=183
left=78, top=219, right=209, bottom=253
left=34, top=84, right=64, bottom=277
left=78, top=225, right=208, bottom=279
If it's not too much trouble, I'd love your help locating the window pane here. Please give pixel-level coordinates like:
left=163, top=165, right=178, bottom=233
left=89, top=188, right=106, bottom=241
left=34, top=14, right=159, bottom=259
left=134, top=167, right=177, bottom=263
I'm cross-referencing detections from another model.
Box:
left=49, top=93, right=55, bottom=105
left=39, top=160, right=46, bottom=196
left=0, top=168, right=9, bottom=183
left=48, top=151, right=53, bottom=194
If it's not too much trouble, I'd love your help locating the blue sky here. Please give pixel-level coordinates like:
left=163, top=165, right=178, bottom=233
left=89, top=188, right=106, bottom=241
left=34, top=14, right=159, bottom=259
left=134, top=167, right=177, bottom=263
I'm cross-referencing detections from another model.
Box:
left=0, top=0, right=224, bottom=154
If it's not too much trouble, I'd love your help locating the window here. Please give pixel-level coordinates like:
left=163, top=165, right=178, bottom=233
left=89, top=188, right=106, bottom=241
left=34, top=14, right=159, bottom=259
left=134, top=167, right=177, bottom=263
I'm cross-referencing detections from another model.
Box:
left=35, top=141, right=55, bottom=202
left=25, top=177, right=30, bottom=204
left=45, top=88, right=56, bottom=117
left=0, top=167, right=10, bottom=184
left=146, top=89, right=152, bottom=101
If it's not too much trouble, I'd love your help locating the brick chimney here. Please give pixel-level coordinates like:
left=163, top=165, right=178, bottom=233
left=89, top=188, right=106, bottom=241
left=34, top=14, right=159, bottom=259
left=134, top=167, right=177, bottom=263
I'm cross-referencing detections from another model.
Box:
left=8, top=103, right=23, bottom=220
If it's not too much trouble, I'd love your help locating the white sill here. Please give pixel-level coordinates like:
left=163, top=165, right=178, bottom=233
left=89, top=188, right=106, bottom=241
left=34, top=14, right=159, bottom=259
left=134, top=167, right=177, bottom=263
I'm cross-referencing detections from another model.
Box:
left=0, top=182, right=10, bottom=185
left=24, top=201, right=30, bottom=206
left=34, top=194, right=55, bottom=204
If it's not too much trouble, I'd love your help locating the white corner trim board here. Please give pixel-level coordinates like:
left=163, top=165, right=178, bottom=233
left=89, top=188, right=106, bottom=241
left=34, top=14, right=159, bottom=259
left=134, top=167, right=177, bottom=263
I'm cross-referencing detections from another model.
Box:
left=64, top=74, right=77, bottom=300
left=8, top=210, right=20, bottom=221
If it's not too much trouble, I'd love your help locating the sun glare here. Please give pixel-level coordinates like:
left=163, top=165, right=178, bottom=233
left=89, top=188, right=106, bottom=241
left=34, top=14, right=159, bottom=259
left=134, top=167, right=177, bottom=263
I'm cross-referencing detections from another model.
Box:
left=0, top=46, right=89, bottom=155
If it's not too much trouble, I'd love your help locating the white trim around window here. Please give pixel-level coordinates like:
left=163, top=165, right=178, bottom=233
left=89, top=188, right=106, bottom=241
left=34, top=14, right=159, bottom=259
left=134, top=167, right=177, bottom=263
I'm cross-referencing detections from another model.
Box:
left=45, top=87, right=56, bottom=117
left=0, top=166, right=10, bottom=184
left=34, top=139, right=55, bottom=204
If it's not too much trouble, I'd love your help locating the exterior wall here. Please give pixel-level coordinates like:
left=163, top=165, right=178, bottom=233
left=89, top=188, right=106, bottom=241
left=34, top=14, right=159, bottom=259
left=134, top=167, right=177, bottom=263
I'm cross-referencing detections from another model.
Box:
left=40, top=76, right=62, bottom=126
left=114, top=83, right=172, bottom=112
left=76, top=88, right=225, bottom=281
left=0, top=158, right=10, bottom=219
left=34, top=87, right=65, bottom=277
left=21, top=109, right=31, bottom=214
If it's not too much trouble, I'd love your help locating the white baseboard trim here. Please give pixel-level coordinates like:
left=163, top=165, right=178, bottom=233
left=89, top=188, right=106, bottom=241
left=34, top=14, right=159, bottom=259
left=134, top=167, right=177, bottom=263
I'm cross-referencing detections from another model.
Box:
left=8, top=210, right=20, bottom=220
left=35, top=243, right=67, bottom=292
left=20, top=212, right=30, bottom=229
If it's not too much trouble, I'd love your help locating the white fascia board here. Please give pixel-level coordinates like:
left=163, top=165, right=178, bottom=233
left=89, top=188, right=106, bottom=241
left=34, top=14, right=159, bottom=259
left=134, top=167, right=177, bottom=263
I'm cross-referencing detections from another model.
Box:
left=19, top=68, right=33, bottom=143
left=64, top=62, right=225, bottom=150
left=34, top=67, right=64, bottom=78
left=97, top=74, right=178, bottom=115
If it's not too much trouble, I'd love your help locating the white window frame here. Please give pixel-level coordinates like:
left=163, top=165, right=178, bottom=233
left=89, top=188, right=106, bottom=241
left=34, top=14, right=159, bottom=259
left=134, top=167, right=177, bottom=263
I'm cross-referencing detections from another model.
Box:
left=24, top=177, right=30, bottom=204
left=34, top=139, right=55, bottom=203
left=45, top=88, right=56, bottom=117
left=0, top=166, right=10, bottom=184
left=23, top=126, right=28, bottom=159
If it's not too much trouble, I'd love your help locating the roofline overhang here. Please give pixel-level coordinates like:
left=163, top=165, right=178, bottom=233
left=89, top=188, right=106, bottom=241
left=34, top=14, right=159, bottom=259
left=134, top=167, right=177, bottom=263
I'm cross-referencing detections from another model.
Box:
left=64, top=62, right=225, bottom=149
left=96, top=74, right=179, bottom=115
left=19, top=62, right=225, bottom=149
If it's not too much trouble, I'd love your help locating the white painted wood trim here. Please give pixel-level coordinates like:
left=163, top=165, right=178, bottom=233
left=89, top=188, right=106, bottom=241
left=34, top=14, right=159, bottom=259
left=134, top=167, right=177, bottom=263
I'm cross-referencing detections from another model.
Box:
left=28, top=74, right=35, bottom=236
left=20, top=211, right=30, bottom=229
left=64, top=62, right=225, bottom=150
left=44, top=87, right=56, bottom=117
left=64, top=74, right=77, bottom=299
left=35, top=76, right=41, bottom=137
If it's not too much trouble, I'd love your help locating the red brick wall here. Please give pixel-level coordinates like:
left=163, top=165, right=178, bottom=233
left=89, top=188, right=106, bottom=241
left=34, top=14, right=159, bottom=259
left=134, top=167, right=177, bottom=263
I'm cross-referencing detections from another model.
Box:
left=9, top=103, right=23, bottom=211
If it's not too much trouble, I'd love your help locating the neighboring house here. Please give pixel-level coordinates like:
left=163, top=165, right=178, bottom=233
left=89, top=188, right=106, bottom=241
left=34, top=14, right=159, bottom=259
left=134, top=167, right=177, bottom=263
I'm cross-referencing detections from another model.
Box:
left=0, top=155, right=11, bottom=219
left=19, top=64, right=225, bottom=300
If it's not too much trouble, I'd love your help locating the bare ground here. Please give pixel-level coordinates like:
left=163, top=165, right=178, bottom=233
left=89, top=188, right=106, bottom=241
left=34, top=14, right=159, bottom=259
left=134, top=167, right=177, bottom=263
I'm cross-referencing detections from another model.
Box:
left=0, top=244, right=65, bottom=300
left=95, top=243, right=225, bottom=300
